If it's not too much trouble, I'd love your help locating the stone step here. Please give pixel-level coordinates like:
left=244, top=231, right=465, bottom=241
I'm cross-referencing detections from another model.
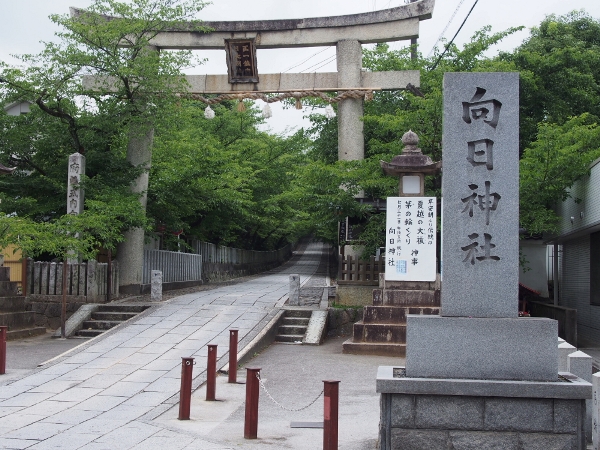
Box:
left=352, top=322, right=407, bottom=344
left=76, top=329, right=105, bottom=338
left=283, top=309, right=313, bottom=319
left=91, top=311, right=138, bottom=322
left=0, top=296, right=27, bottom=312
left=275, top=334, right=305, bottom=344
left=342, top=340, right=406, bottom=357
left=278, top=324, right=308, bottom=335
left=363, top=306, right=440, bottom=324
left=0, top=281, right=18, bottom=297
left=0, top=311, right=35, bottom=329
left=73, top=304, right=150, bottom=338
left=373, top=289, right=440, bottom=307
left=7, top=326, right=47, bottom=341
left=97, top=304, right=149, bottom=313
left=282, top=317, right=309, bottom=326
left=80, top=320, right=122, bottom=330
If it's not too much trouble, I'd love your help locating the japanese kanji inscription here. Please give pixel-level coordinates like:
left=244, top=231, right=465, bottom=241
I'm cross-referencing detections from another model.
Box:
left=385, top=197, right=436, bottom=281
left=225, top=39, right=259, bottom=84
left=441, top=72, right=519, bottom=318
left=67, top=153, right=85, bottom=216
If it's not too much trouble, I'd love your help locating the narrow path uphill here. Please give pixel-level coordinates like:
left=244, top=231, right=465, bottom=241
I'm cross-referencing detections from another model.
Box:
left=0, top=242, right=324, bottom=450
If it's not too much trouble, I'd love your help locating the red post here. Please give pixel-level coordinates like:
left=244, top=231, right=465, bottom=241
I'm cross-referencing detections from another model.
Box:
left=0, top=326, right=7, bottom=375
left=244, top=367, right=261, bottom=439
left=178, top=357, right=194, bottom=420
left=228, top=329, right=239, bottom=383
left=323, top=380, right=340, bottom=450
left=206, top=344, right=217, bottom=401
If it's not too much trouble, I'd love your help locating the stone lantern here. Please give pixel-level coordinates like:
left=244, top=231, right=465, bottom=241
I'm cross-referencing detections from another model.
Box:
left=380, top=130, right=441, bottom=196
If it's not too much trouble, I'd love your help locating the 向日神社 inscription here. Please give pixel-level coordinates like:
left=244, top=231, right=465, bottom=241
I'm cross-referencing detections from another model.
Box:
left=441, top=72, right=519, bottom=318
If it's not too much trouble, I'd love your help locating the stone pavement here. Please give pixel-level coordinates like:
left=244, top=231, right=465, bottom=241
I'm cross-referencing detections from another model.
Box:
left=0, top=241, right=333, bottom=449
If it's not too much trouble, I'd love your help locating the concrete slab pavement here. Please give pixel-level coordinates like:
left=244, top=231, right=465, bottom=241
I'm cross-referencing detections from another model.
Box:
left=0, top=241, right=349, bottom=449
left=157, top=337, right=400, bottom=450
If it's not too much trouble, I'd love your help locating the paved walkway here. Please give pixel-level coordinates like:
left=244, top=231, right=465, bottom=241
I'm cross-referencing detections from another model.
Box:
left=0, top=242, right=327, bottom=449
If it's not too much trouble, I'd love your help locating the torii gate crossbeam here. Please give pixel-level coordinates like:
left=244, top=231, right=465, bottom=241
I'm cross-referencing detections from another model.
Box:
left=75, top=0, right=435, bottom=293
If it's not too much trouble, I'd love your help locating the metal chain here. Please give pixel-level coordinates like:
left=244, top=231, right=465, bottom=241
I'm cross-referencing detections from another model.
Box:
left=256, top=373, right=323, bottom=412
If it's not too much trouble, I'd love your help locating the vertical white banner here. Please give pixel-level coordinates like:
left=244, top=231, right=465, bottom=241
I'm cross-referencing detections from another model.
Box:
left=385, top=197, right=436, bottom=281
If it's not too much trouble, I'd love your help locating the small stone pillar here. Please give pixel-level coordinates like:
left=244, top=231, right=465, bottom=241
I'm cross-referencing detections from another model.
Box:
left=568, top=351, right=593, bottom=443
left=592, top=372, right=600, bottom=448
left=151, top=270, right=162, bottom=301
left=289, top=274, right=300, bottom=306
left=559, top=342, right=577, bottom=372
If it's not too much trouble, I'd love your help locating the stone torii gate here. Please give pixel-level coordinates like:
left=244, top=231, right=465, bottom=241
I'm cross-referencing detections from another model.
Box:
left=79, top=0, right=435, bottom=293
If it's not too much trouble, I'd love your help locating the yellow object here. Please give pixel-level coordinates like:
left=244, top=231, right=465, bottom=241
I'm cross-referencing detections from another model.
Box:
left=1, top=245, right=23, bottom=284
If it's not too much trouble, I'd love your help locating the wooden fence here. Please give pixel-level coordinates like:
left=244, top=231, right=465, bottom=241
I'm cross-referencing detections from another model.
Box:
left=337, top=255, right=383, bottom=286
left=26, top=259, right=119, bottom=302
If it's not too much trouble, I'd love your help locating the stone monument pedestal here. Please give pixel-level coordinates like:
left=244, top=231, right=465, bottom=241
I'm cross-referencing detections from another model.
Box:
left=377, top=366, right=590, bottom=450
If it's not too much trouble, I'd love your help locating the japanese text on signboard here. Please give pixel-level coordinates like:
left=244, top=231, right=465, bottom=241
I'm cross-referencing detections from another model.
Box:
left=385, top=197, right=436, bottom=281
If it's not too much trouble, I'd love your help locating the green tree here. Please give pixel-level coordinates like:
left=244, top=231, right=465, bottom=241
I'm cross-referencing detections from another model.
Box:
left=302, top=26, right=520, bottom=256
left=520, top=114, right=600, bottom=235
left=0, top=0, right=208, bottom=254
left=502, top=11, right=600, bottom=153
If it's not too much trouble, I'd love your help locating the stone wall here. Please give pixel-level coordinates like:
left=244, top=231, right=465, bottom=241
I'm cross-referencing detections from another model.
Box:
left=380, top=393, right=586, bottom=450
left=30, top=300, right=85, bottom=330
left=327, top=307, right=363, bottom=337
left=335, top=285, right=374, bottom=306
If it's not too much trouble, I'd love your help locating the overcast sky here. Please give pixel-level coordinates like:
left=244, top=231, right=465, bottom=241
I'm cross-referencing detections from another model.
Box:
left=2, top=0, right=599, bottom=134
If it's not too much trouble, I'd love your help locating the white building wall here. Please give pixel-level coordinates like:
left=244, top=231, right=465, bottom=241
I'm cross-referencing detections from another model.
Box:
left=519, top=240, right=550, bottom=297
left=556, top=157, right=600, bottom=235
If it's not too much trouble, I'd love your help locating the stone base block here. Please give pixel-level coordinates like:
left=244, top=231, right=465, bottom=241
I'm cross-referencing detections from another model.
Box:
left=406, top=315, right=558, bottom=381
left=378, top=367, right=591, bottom=450
left=342, top=340, right=406, bottom=357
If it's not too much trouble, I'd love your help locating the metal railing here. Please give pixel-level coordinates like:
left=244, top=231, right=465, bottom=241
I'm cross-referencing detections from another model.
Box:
left=142, top=250, right=202, bottom=285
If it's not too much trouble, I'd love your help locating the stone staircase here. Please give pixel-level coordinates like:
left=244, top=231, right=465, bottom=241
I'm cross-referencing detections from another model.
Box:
left=0, top=267, right=46, bottom=340
left=275, top=309, right=312, bottom=344
left=75, top=304, right=149, bottom=338
left=343, top=278, right=440, bottom=356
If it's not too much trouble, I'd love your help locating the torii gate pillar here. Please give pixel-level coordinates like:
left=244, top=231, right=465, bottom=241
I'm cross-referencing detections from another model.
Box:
left=337, top=40, right=364, bottom=162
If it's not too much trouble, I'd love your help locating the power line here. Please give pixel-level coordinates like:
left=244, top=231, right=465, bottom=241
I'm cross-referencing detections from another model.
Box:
left=427, top=0, right=468, bottom=58
left=429, top=0, right=480, bottom=71
left=310, top=55, right=338, bottom=72
left=282, top=46, right=333, bottom=73
left=300, top=54, right=337, bottom=73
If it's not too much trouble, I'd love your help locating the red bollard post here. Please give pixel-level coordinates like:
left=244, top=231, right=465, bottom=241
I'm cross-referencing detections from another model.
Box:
left=178, top=357, right=194, bottom=420
left=228, top=329, right=238, bottom=383
left=0, top=326, right=6, bottom=375
left=206, top=344, right=217, bottom=401
left=323, top=380, right=340, bottom=450
left=244, top=367, right=261, bottom=439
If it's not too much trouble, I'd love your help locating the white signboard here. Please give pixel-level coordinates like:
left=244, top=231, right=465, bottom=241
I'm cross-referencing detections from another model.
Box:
left=385, top=197, right=436, bottom=281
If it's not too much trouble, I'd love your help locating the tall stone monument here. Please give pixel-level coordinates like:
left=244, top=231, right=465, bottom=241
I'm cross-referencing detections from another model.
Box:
left=376, top=73, right=591, bottom=449
left=67, top=152, right=85, bottom=216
